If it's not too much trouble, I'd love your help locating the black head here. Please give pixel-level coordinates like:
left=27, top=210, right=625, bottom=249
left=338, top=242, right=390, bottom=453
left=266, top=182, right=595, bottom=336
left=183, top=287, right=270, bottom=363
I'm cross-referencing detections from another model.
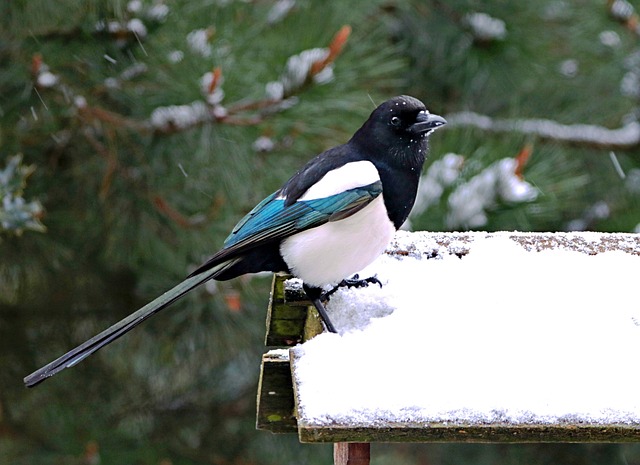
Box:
left=351, top=95, right=446, bottom=168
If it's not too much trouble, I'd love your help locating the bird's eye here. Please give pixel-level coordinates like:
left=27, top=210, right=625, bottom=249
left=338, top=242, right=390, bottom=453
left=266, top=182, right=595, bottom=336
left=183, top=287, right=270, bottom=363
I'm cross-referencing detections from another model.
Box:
left=390, top=116, right=401, bottom=126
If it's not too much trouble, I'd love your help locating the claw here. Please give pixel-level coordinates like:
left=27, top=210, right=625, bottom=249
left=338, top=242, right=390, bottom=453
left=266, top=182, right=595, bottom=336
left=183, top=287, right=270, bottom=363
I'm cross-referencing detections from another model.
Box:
left=343, top=274, right=383, bottom=289
left=321, top=274, right=383, bottom=300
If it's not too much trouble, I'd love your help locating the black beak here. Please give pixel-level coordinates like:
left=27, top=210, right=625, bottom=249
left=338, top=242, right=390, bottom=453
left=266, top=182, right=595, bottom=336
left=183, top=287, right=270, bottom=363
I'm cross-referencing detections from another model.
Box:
left=410, top=111, right=447, bottom=134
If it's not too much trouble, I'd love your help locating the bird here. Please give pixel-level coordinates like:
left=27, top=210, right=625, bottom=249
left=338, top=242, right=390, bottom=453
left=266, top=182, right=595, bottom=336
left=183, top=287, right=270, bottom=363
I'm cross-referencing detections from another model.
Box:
left=23, top=95, right=446, bottom=388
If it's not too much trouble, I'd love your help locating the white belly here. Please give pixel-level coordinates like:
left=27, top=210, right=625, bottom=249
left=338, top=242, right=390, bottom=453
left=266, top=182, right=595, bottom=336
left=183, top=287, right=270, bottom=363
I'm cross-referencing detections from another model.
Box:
left=279, top=195, right=395, bottom=287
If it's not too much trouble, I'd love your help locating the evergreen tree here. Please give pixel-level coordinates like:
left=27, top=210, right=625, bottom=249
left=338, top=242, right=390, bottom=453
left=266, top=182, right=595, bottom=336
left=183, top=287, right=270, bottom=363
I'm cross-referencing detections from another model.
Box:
left=400, top=0, right=640, bottom=234
left=1, top=1, right=404, bottom=463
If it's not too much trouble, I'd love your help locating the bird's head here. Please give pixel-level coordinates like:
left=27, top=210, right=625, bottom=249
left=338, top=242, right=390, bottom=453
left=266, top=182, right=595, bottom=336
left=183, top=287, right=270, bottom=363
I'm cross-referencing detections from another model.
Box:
left=351, top=95, right=446, bottom=168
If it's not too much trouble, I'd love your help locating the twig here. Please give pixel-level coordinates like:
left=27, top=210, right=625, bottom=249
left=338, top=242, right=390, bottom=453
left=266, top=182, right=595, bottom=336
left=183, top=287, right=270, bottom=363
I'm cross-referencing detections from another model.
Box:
left=207, top=67, right=223, bottom=95
left=99, top=128, right=119, bottom=201
left=152, top=196, right=204, bottom=228
left=514, top=143, right=533, bottom=178
left=226, top=98, right=281, bottom=114
left=150, top=189, right=225, bottom=229
left=310, top=25, right=351, bottom=76
left=78, top=105, right=151, bottom=133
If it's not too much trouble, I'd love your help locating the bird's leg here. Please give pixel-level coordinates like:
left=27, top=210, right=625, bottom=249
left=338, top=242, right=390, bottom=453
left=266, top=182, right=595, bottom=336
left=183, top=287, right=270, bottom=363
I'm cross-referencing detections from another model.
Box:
left=322, top=274, right=383, bottom=300
left=302, top=284, right=337, bottom=333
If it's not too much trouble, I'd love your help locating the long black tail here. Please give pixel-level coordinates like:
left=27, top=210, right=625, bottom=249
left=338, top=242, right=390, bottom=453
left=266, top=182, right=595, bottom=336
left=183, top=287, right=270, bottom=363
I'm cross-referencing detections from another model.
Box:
left=23, top=259, right=239, bottom=388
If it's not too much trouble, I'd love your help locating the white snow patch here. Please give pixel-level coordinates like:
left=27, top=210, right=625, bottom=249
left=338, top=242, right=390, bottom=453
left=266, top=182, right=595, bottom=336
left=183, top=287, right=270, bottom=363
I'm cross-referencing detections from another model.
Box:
left=292, top=233, right=640, bottom=427
left=265, top=47, right=331, bottom=100
left=167, top=50, right=184, bottom=64
left=127, top=18, right=147, bottom=38
left=265, top=348, right=292, bottom=361
left=36, top=71, right=59, bottom=88
left=411, top=153, right=464, bottom=218
left=200, top=71, right=225, bottom=105
left=149, top=101, right=209, bottom=130
left=187, top=29, right=212, bottom=58
left=446, top=158, right=538, bottom=229
left=464, top=12, right=507, bottom=42
left=147, top=3, right=170, bottom=22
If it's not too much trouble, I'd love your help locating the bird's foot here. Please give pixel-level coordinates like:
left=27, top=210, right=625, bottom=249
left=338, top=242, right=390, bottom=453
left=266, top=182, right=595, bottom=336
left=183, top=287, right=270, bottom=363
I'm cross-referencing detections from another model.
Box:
left=322, top=274, right=382, bottom=300
left=303, top=283, right=337, bottom=333
left=302, top=277, right=382, bottom=334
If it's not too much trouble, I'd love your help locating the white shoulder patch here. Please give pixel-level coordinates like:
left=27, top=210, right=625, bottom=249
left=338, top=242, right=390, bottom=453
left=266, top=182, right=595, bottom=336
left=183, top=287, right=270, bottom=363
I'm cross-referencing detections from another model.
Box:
left=298, top=161, right=380, bottom=201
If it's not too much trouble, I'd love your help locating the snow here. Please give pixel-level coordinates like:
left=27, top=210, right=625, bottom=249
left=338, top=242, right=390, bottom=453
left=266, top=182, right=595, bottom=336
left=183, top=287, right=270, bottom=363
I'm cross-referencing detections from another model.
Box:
left=559, top=59, right=579, bottom=78
left=36, top=71, right=59, bottom=88
left=252, top=136, right=275, bottom=153
left=265, top=348, right=291, bottom=361
left=446, top=158, right=538, bottom=229
left=266, top=47, right=332, bottom=100
left=267, top=0, right=296, bottom=24
left=127, top=0, right=143, bottom=13
left=464, top=12, right=507, bottom=42
left=127, top=18, right=147, bottom=39
left=599, top=30, right=621, bottom=48
left=410, top=153, right=464, bottom=218
left=147, top=4, right=170, bottom=22
left=200, top=71, right=225, bottom=105
left=187, top=29, right=212, bottom=58
left=291, top=231, right=640, bottom=428
left=167, top=50, right=184, bottom=64
left=447, top=111, right=640, bottom=149
left=408, top=154, right=537, bottom=231
left=149, top=101, right=209, bottom=130
left=610, top=0, right=635, bottom=21
left=621, top=70, right=640, bottom=98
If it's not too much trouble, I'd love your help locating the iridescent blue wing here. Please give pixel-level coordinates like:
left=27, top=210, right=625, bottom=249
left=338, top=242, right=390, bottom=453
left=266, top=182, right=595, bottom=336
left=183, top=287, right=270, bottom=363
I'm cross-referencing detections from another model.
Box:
left=191, top=180, right=383, bottom=273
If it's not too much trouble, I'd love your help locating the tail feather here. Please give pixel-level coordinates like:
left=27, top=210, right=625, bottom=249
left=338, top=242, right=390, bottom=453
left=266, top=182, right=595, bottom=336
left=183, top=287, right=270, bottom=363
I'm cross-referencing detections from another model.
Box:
left=23, top=259, right=239, bottom=388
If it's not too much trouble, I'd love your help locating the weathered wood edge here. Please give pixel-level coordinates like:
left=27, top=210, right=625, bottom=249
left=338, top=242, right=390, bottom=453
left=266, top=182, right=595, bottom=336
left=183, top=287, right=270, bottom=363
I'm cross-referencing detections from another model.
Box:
left=257, top=274, right=324, bottom=434
left=296, top=423, right=640, bottom=444
left=256, top=350, right=297, bottom=433
left=265, top=273, right=307, bottom=347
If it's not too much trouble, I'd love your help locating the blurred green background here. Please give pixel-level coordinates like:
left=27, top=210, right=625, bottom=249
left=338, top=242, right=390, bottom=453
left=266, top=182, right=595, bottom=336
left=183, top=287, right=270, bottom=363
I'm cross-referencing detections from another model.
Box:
left=1, top=0, right=639, bottom=464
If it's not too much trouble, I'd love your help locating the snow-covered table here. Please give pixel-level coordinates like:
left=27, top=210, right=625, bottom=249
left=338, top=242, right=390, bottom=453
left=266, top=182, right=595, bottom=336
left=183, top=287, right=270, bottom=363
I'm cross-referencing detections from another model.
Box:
left=257, top=232, right=640, bottom=455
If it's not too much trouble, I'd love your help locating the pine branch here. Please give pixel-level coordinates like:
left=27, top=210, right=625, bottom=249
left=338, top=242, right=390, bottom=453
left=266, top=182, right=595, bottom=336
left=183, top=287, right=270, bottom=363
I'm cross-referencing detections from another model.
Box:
left=446, top=111, right=640, bottom=150
left=25, top=23, right=354, bottom=233
left=32, top=24, right=352, bottom=137
left=609, top=0, right=640, bottom=37
left=152, top=196, right=207, bottom=229
left=0, top=154, right=46, bottom=236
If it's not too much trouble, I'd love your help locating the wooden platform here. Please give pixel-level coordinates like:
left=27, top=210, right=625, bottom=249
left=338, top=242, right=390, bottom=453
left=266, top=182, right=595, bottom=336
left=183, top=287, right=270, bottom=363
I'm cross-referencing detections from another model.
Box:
left=256, top=231, right=640, bottom=462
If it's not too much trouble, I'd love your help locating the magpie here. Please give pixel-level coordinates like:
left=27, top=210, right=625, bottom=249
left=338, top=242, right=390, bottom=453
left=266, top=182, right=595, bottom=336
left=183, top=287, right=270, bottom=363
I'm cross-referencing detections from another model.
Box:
left=23, top=95, right=446, bottom=387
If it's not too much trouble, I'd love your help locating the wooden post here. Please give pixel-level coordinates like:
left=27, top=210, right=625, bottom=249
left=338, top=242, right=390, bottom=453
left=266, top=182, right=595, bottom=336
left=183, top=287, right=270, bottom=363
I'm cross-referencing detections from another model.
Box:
left=333, top=443, right=370, bottom=465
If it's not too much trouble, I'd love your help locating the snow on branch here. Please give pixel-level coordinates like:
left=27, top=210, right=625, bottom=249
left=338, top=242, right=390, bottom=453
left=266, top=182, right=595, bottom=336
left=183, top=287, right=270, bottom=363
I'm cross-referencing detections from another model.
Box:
left=137, top=25, right=351, bottom=131
left=408, top=146, right=537, bottom=230
left=609, top=0, right=640, bottom=37
left=463, top=12, right=507, bottom=43
left=447, top=111, right=640, bottom=149
left=0, top=154, right=46, bottom=236
left=265, top=25, right=351, bottom=101
left=30, top=24, right=352, bottom=136
left=446, top=156, right=538, bottom=229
